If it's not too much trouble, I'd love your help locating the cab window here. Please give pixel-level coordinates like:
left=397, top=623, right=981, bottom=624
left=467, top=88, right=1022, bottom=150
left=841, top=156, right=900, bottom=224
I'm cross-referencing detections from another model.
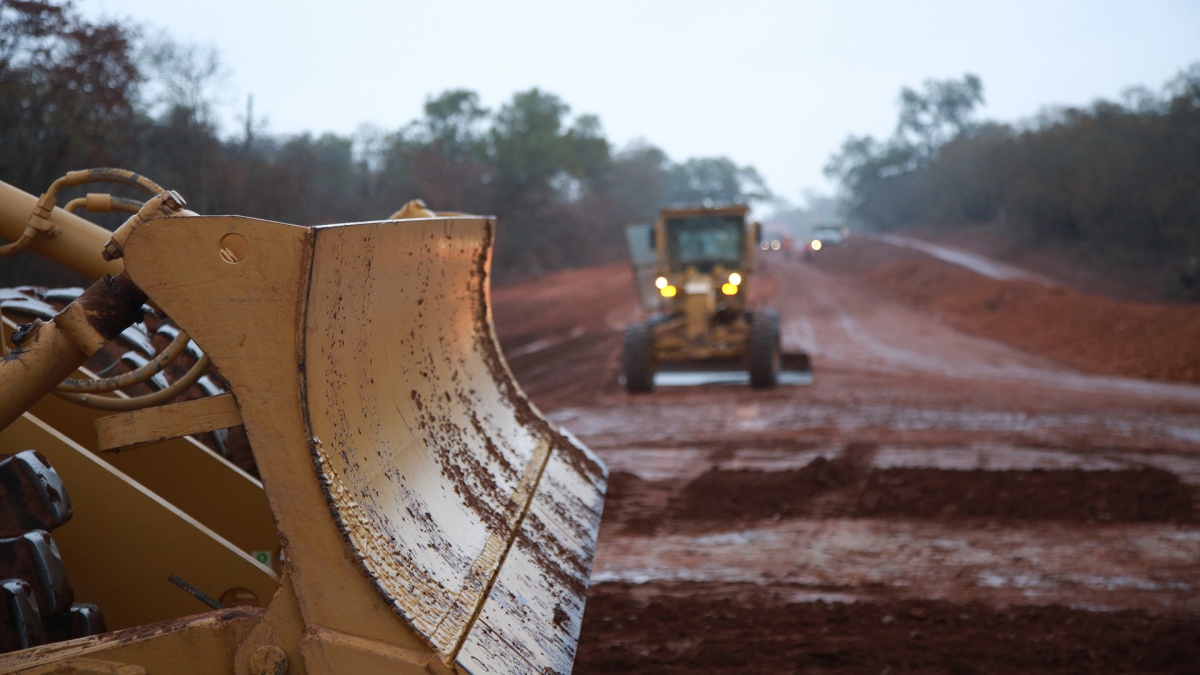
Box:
left=665, top=216, right=744, bottom=272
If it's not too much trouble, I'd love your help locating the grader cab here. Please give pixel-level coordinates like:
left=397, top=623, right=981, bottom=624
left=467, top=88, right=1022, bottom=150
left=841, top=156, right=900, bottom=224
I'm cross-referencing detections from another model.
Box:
left=0, top=170, right=606, bottom=674
left=622, top=204, right=810, bottom=392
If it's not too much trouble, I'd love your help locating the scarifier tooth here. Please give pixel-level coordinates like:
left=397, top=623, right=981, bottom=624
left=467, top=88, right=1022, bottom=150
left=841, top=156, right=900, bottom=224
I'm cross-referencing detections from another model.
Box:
left=0, top=531, right=73, bottom=616
left=0, top=451, right=72, bottom=536
left=0, top=579, right=47, bottom=652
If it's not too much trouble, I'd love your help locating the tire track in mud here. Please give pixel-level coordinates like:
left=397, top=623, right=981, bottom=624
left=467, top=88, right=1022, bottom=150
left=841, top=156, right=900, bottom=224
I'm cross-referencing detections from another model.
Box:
left=761, top=256, right=1200, bottom=402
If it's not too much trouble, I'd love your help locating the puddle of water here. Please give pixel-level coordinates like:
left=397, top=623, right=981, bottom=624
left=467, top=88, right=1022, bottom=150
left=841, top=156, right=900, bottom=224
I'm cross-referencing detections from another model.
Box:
left=594, top=442, right=1200, bottom=486
left=506, top=325, right=587, bottom=358
left=871, top=233, right=1055, bottom=285
left=784, top=590, right=864, bottom=604
left=599, top=448, right=715, bottom=481
left=873, top=446, right=1128, bottom=472
left=616, top=371, right=815, bottom=387
left=591, top=518, right=1200, bottom=611
left=551, top=400, right=1200, bottom=452
left=979, top=571, right=1197, bottom=593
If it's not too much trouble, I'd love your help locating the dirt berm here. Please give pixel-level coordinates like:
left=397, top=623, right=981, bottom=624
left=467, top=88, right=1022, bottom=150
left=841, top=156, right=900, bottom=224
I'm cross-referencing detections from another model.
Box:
left=809, top=238, right=1200, bottom=383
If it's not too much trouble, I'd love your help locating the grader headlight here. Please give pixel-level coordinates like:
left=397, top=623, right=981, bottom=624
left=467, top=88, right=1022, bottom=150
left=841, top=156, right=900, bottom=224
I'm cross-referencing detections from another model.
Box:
left=728, top=272, right=742, bottom=286
left=655, top=276, right=668, bottom=289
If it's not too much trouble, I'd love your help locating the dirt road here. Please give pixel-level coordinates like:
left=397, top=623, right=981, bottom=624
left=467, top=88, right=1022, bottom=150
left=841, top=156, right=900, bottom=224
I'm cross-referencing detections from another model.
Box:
left=491, top=239, right=1200, bottom=674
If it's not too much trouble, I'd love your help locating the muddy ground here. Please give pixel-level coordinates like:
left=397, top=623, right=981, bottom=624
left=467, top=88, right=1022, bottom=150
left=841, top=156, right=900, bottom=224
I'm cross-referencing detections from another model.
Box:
left=490, top=237, right=1200, bottom=674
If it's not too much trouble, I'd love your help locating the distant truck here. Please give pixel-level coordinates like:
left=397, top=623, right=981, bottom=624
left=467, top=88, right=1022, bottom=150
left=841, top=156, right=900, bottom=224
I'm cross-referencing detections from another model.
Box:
left=808, top=223, right=849, bottom=253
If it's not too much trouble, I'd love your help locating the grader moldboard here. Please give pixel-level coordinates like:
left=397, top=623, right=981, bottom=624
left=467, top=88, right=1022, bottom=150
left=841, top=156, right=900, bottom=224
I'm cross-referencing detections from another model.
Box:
left=622, top=204, right=811, bottom=392
left=0, top=169, right=606, bottom=674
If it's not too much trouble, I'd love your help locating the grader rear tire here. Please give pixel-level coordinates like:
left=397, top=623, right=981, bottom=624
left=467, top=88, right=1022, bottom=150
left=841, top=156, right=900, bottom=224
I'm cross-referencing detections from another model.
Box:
left=622, top=324, right=655, bottom=393
left=747, top=310, right=780, bottom=389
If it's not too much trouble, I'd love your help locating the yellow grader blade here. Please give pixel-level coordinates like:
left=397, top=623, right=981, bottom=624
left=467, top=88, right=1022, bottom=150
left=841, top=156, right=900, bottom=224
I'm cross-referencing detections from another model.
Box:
left=0, top=210, right=606, bottom=673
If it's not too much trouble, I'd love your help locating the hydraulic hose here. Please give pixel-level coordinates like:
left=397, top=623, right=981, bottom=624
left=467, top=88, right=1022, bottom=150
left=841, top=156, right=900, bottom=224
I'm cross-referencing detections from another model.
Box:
left=63, top=194, right=145, bottom=215
left=0, top=168, right=174, bottom=278
left=53, top=353, right=212, bottom=412
left=55, top=329, right=192, bottom=394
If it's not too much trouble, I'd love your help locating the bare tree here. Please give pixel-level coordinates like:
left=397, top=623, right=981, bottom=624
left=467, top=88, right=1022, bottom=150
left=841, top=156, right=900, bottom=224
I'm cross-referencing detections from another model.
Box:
left=138, top=36, right=229, bottom=128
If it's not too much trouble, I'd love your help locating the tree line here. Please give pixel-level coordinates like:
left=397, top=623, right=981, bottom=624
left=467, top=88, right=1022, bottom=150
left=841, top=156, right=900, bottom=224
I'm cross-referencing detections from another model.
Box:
left=1, top=0, right=772, bottom=286
left=825, top=68, right=1200, bottom=300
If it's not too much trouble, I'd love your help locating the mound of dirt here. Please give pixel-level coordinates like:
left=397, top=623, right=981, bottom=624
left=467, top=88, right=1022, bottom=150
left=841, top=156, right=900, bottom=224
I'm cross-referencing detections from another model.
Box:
left=575, top=583, right=1200, bottom=675
left=663, top=462, right=1194, bottom=524
left=811, top=239, right=1200, bottom=383
left=857, top=467, right=1195, bottom=523
left=668, top=450, right=870, bottom=521
left=601, top=471, right=669, bottom=535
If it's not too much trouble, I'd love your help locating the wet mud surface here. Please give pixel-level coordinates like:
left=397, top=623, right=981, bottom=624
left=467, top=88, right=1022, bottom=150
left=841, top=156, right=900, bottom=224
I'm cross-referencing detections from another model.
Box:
left=490, top=242, right=1200, bottom=674
left=575, top=584, right=1200, bottom=675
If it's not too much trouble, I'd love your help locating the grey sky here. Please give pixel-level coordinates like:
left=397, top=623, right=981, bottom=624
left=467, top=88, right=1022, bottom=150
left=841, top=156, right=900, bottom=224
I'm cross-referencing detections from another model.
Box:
left=82, top=0, right=1200, bottom=206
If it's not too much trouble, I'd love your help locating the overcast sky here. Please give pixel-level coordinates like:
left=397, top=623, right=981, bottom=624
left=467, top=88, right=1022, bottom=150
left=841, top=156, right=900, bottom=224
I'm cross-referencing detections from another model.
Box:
left=81, top=0, right=1200, bottom=207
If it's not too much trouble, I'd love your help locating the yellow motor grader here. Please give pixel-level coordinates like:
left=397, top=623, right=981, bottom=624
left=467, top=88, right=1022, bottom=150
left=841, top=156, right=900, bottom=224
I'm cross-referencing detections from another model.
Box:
left=622, top=204, right=810, bottom=392
left=0, top=169, right=606, bottom=674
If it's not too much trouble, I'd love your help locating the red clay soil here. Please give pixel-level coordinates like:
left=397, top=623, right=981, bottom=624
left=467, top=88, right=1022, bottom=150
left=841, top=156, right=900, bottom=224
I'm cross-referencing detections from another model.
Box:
left=811, top=239, right=1200, bottom=383
left=664, top=462, right=1195, bottom=524
left=575, top=584, right=1200, bottom=675
left=490, top=262, right=634, bottom=408
left=486, top=244, right=1200, bottom=675
left=854, top=466, right=1195, bottom=523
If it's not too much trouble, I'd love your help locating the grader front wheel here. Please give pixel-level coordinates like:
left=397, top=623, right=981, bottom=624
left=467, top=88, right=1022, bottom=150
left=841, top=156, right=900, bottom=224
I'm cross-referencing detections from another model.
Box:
left=622, top=324, right=655, bottom=393
left=748, top=310, right=781, bottom=389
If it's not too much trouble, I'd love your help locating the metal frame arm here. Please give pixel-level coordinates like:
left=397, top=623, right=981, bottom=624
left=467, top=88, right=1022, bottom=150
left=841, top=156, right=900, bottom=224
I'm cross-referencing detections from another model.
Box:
left=0, top=274, right=147, bottom=431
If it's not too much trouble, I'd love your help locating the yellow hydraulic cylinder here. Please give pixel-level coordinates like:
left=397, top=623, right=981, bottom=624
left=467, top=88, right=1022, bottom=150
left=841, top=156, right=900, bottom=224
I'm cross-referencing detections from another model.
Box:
left=0, top=180, right=122, bottom=278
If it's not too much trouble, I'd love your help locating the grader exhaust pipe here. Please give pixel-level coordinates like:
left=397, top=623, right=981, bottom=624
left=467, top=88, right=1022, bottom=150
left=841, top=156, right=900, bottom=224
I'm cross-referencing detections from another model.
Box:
left=0, top=175, right=606, bottom=673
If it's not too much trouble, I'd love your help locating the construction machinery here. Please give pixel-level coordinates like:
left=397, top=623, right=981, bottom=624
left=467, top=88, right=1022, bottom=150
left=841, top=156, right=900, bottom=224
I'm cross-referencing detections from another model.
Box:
left=0, top=170, right=606, bottom=673
left=622, top=204, right=811, bottom=392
